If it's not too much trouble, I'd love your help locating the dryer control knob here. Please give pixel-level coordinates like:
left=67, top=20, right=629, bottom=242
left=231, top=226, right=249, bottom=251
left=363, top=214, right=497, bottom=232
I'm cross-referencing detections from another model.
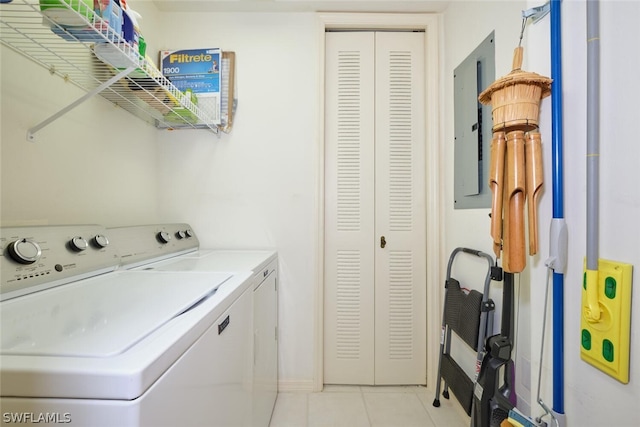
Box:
left=70, top=236, right=88, bottom=251
left=176, top=230, right=186, bottom=239
left=185, top=229, right=194, bottom=238
left=93, top=234, right=109, bottom=248
left=8, top=238, right=42, bottom=264
left=157, top=231, right=172, bottom=244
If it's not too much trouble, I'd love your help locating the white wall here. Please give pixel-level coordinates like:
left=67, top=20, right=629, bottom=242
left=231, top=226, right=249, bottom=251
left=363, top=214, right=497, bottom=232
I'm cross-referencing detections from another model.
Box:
left=0, top=0, right=167, bottom=227
left=0, top=48, right=160, bottom=226
left=529, top=1, right=640, bottom=425
left=445, top=1, right=640, bottom=426
left=152, top=12, right=320, bottom=389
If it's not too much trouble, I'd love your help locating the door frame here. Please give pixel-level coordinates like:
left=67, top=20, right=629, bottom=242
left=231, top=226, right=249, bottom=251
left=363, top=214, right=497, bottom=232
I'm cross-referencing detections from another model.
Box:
left=314, top=13, right=443, bottom=391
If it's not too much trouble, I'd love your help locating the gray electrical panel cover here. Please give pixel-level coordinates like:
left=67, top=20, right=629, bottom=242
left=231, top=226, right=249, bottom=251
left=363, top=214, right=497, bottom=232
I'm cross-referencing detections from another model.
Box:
left=454, top=32, right=495, bottom=209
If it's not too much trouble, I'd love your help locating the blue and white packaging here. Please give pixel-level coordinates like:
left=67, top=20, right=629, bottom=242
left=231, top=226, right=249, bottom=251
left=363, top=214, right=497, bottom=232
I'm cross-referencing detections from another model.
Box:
left=47, top=0, right=122, bottom=43
left=160, top=48, right=221, bottom=125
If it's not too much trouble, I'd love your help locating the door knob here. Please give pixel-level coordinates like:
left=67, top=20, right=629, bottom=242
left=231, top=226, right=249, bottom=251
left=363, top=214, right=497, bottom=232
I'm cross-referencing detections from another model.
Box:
left=380, top=236, right=386, bottom=248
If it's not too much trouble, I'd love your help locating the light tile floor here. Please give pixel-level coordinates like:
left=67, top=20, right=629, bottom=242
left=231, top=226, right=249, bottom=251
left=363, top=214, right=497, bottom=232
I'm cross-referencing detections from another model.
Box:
left=269, top=385, right=470, bottom=427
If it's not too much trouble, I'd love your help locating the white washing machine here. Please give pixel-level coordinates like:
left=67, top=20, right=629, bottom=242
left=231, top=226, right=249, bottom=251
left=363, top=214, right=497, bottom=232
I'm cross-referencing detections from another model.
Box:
left=0, top=224, right=254, bottom=426
left=108, top=224, right=278, bottom=427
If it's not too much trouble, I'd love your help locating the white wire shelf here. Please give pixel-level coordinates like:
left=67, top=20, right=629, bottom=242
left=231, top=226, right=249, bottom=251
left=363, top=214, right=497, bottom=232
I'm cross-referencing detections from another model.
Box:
left=0, top=0, right=219, bottom=139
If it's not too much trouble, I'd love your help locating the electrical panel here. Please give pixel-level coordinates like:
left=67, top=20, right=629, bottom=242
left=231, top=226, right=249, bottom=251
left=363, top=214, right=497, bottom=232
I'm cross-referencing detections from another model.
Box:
left=454, top=32, right=495, bottom=209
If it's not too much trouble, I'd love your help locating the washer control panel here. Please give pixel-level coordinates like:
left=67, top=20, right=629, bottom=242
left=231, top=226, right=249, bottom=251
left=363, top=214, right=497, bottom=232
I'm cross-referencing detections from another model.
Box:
left=108, top=223, right=199, bottom=268
left=1, top=225, right=120, bottom=301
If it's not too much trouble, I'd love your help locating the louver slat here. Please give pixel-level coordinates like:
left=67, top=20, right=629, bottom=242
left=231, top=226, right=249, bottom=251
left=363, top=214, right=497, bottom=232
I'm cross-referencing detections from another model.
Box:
left=387, top=52, right=414, bottom=232
left=337, top=51, right=362, bottom=232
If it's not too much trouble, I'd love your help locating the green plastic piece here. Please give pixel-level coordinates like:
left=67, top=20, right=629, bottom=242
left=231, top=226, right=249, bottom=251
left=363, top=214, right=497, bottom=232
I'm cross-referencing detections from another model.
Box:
left=603, top=339, right=614, bottom=362
left=582, top=329, right=592, bottom=350
left=605, top=276, right=617, bottom=299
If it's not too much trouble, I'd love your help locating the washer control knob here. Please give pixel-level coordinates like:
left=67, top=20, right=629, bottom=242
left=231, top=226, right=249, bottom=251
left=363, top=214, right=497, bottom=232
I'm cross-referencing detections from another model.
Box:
left=8, top=239, right=42, bottom=264
left=93, top=234, right=109, bottom=248
left=70, top=236, right=88, bottom=252
left=157, top=231, right=172, bottom=244
left=185, top=229, right=194, bottom=238
left=176, top=230, right=186, bottom=239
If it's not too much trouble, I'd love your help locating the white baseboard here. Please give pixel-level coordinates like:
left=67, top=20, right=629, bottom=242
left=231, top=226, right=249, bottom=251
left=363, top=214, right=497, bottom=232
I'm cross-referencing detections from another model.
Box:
left=278, top=379, right=316, bottom=393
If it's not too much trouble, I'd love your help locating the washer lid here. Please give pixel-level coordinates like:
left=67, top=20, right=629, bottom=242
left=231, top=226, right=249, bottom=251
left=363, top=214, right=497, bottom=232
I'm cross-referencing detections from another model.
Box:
left=0, top=271, right=231, bottom=358
left=140, top=250, right=276, bottom=273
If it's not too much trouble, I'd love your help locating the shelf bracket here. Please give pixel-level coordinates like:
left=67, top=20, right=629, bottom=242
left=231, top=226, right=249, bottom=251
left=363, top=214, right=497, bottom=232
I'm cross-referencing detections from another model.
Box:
left=27, top=66, right=136, bottom=142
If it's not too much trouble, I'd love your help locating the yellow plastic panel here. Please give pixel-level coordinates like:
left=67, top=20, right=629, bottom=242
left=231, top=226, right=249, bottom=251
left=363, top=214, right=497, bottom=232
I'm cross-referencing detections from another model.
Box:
left=580, top=259, right=633, bottom=383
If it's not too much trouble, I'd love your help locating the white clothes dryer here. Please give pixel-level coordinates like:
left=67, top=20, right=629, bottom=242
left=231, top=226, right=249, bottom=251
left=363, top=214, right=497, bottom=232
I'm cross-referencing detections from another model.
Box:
left=108, top=224, right=278, bottom=427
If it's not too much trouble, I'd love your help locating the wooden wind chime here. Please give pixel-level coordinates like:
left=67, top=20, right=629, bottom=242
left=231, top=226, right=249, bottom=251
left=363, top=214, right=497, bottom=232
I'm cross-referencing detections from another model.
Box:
left=479, top=47, right=552, bottom=273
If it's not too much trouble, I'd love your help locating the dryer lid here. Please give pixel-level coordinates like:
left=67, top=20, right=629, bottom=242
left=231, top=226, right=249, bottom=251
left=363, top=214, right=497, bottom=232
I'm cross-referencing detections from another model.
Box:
left=0, top=271, right=231, bottom=358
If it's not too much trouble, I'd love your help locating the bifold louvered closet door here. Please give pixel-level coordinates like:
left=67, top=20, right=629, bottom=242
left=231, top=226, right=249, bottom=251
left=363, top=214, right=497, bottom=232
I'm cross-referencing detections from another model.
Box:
left=324, top=31, right=426, bottom=385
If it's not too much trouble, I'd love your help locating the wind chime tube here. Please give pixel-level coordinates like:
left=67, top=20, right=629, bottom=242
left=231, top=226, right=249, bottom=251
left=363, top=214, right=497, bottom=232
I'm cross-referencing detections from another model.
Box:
left=489, top=132, right=506, bottom=258
left=525, top=132, right=544, bottom=255
left=504, top=130, right=527, bottom=273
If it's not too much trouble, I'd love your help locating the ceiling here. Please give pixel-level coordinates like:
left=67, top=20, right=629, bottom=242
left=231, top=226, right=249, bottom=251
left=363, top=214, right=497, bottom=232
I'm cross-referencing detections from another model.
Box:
left=151, top=0, right=451, bottom=13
